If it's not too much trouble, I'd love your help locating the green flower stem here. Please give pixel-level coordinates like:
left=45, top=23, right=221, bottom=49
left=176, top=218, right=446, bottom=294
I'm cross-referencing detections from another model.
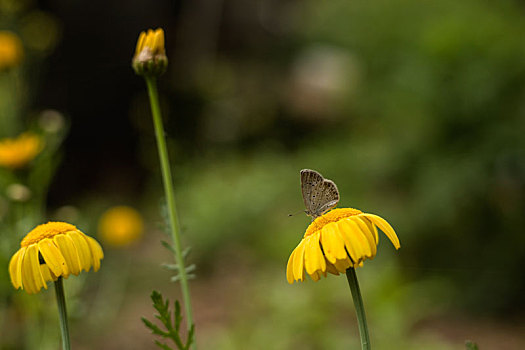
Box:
left=346, top=268, right=371, bottom=350
left=54, top=277, right=71, bottom=350
left=145, top=77, right=195, bottom=334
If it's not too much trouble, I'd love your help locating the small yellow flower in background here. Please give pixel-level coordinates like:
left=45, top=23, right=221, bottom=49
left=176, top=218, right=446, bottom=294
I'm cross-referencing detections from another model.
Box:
left=287, top=208, right=400, bottom=283
left=9, top=222, right=104, bottom=294
left=0, top=132, right=43, bottom=169
left=132, top=28, right=168, bottom=76
left=98, top=206, right=144, bottom=247
left=0, top=30, right=23, bottom=71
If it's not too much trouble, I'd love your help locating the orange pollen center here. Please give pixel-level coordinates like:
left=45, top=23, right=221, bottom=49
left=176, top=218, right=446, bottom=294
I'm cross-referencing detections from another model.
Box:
left=21, top=222, right=78, bottom=247
left=304, top=208, right=363, bottom=237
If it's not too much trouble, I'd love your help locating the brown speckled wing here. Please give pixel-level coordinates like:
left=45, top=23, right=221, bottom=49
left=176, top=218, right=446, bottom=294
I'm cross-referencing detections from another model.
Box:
left=300, top=169, right=339, bottom=218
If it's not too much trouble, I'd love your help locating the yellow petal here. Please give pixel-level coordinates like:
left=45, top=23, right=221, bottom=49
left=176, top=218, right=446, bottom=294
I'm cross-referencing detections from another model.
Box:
left=334, top=257, right=352, bottom=273
left=135, top=31, right=146, bottom=55
left=336, top=219, right=363, bottom=262
left=154, top=29, right=165, bottom=52
left=54, top=234, right=81, bottom=275
left=355, top=217, right=377, bottom=256
left=310, top=270, right=321, bottom=282
left=9, top=247, right=25, bottom=289
left=38, top=238, right=67, bottom=277
left=21, top=245, right=45, bottom=294
left=345, top=218, right=373, bottom=258
left=358, top=215, right=378, bottom=243
left=293, top=240, right=306, bottom=282
left=361, top=213, right=400, bottom=249
left=85, top=235, right=104, bottom=271
left=321, top=223, right=348, bottom=263
left=40, top=264, right=54, bottom=284
left=68, top=231, right=92, bottom=272
left=145, top=29, right=154, bottom=49
left=286, top=249, right=296, bottom=284
left=304, top=234, right=326, bottom=275
left=325, top=260, right=340, bottom=275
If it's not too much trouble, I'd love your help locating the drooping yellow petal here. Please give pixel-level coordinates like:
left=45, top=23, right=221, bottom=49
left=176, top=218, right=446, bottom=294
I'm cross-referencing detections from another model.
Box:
left=333, top=257, right=352, bottom=273
left=40, top=264, right=53, bottom=284
left=359, top=216, right=379, bottom=243
left=325, top=260, right=340, bottom=275
left=320, top=223, right=348, bottom=263
left=54, top=234, right=81, bottom=275
left=345, top=219, right=373, bottom=258
left=354, top=217, right=377, bottom=256
left=293, top=240, right=306, bottom=282
left=310, top=270, right=321, bottom=281
left=85, top=235, right=104, bottom=271
left=361, top=213, right=400, bottom=249
left=38, top=238, right=67, bottom=277
left=286, top=248, right=296, bottom=284
left=304, top=234, right=326, bottom=275
left=21, top=245, right=44, bottom=294
left=9, top=247, right=25, bottom=289
left=68, top=231, right=92, bottom=272
left=336, top=219, right=363, bottom=262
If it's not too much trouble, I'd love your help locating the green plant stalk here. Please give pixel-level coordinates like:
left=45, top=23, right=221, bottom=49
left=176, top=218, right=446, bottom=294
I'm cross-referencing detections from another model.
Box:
left=346, top=268, right=371, bottom=350
left=145, top=77, right=195, bottom=333
left=54, top=277, right=71, bottom=350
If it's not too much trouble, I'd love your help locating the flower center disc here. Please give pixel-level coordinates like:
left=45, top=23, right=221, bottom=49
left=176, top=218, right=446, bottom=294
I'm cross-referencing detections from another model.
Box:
left=305, top=208, right=363, bottom=237
left=21, top=222, right=78, bottom=247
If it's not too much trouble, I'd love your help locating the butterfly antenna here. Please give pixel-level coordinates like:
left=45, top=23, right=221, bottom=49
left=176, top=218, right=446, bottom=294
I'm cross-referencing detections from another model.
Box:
left=288, top=210, right=306, bottom=217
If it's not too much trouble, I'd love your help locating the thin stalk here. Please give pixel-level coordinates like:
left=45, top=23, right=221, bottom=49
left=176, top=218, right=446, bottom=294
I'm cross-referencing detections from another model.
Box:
left=54, top=277, right=71, bottom=350
left=346, top=268, right=371, bottom=350
left=145, top=77, right=195, bottom=333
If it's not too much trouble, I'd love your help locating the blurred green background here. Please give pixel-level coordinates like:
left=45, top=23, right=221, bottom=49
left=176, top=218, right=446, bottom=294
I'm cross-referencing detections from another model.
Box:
left=1, top=0, right=525, bottom=349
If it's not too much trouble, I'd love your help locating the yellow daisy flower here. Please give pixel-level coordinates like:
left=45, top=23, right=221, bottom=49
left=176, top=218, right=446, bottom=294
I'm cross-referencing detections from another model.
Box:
left=0, top=132, right=43, bottom=169
left=287, top=208, right=400, bottom=283
left=132, top=28, right=168, bottom=76
left=98, top=206, right=144, bottom=247
left=0, top=30, right=23, bottom=71
left=9, top=222, right=104, bottom=294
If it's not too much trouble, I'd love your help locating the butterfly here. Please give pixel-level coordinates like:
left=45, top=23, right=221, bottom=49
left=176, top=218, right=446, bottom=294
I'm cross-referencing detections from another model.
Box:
left=300, top=169, right=340, bottom=219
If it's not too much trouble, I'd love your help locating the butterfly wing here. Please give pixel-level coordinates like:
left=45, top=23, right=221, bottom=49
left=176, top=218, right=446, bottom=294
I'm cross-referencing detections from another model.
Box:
left=316, top=178, right=339, bottom=216
left=301, top=169, right=340, bottom=218
left=301, top=169, right=324, bottom=217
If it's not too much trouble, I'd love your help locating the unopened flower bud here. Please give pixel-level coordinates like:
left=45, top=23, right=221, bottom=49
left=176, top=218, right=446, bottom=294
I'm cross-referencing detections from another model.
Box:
left=132, top=28, right=168, bottom=77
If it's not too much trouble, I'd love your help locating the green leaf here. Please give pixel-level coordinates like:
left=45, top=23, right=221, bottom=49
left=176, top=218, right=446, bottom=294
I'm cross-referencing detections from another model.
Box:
left=161, top=240, right=175, bottom=254
left=143, top=290, right=195, bottom=350
left=182, top=246, right=192, bottom=259
left=170, top=275, right=181, bottom=283
left=142, top=317, right=168, bottom=337
left=174, top=300, right=182, bottom=332
left=162, top=263, right=180, bottom=271
left=184, top=325, right=195, bottom=350
left=155, top=340, right=173, bottom=350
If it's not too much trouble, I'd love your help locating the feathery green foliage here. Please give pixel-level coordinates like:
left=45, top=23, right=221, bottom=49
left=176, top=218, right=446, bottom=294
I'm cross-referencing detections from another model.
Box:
left=142, top=291, right=195, bottom=350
